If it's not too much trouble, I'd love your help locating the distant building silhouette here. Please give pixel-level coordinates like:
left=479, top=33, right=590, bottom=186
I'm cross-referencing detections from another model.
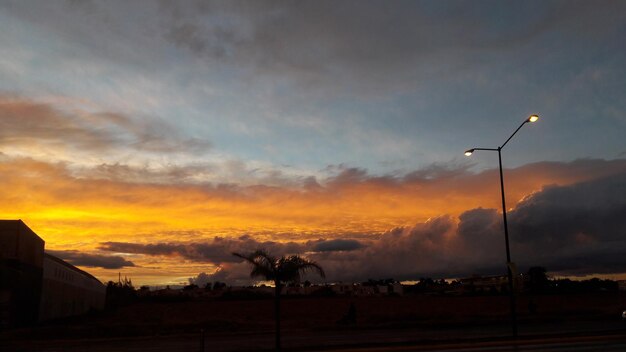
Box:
left=459, top=274, right=523, bottom=294
left=40, top=253, right=105, bottom=321
left=0, top=220, right=105, bottom=327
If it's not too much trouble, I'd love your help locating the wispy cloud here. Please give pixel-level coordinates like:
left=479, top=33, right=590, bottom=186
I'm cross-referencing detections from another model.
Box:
left=0, top=95, right=211, bottom=160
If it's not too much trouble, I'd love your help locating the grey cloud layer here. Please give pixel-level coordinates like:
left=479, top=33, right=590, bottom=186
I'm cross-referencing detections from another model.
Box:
left=6, top=0, right=624, bottom=96
left=312, top=239, right=365, bottom=252
left=100, top=236, right=362, bottom=263
left=47, top=250, right=135, bottom=269
left=101, top=173, right=626, bottom=283
left=158, top=1, right=626, bottom=94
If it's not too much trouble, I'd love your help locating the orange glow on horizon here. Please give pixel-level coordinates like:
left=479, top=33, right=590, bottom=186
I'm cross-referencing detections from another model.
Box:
left=1, top=156, right=622, bottom=285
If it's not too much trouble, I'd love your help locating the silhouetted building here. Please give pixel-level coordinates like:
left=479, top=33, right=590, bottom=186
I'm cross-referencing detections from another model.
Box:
left=0, top=220, right=44, bottom=327
left=460, top=275, right=509, bottom=293
left=458, top=274, right=524, bottom=294
left=0, top=220, right=105, bottom=327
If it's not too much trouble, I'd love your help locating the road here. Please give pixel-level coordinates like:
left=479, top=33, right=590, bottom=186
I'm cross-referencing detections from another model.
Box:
left=3, top=320, right=626, bottom=351
left=330, top=334, right=626, bottom=351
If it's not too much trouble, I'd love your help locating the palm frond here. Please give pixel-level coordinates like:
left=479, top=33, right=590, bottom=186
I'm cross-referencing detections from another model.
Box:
left=233, top=250, right=278, bottom=280
left=234, top=250, right=325, bottom=284
left=277, top=255, right=326, bottom=283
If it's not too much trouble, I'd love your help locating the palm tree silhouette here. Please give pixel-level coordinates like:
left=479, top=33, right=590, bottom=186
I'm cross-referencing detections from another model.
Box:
left=233, top=249, right=325, bottom=351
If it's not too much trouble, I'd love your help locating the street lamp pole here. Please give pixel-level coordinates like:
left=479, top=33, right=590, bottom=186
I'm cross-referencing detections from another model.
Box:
left=464, top=114, right=539, bottom=338
left=498, top=145, right=517, bottom=338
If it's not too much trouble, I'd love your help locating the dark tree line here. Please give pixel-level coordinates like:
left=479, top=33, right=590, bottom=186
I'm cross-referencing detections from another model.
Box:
left=105, top=276, right=137, bottom=309
left=525, top=266, right=618, bottom=294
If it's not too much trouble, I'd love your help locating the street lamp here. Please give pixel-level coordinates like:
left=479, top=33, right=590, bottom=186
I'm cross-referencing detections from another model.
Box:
left=464, top=114, right=539, bottom=338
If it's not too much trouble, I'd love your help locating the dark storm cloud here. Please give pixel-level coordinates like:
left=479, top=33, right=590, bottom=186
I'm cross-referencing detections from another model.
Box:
left=0, top=95, right=211, bottom=155
left=385, top=174, right=626, bottom=279
left=47, top=250, right=135, bottom=269
left=506, top=174, right=626, bottom=274
left=355, top=173, right=626, bottom=279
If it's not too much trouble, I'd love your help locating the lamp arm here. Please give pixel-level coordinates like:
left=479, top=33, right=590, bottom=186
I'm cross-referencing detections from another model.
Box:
left=472, top=147, right=499, bottom=152
left=500, top=120, right=528, bottom=149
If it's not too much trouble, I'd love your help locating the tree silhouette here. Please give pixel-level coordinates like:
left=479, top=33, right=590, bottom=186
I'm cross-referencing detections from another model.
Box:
left=233, top=250, right=325, bottom=351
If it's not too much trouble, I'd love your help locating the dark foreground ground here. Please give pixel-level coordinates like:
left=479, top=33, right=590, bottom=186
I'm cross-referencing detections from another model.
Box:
left=2, top=292, right=626, bottom=351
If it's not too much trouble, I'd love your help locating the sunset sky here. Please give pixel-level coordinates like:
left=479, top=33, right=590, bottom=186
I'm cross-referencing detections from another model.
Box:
left=1, top=1, right=625, bottom=286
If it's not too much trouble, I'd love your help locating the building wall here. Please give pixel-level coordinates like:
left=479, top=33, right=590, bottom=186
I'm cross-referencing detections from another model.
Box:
left=0, top=220, right=44, bottom=327
left=0, top=220, right=45, bottom=267
left=39, top=254, right=106, bottom=321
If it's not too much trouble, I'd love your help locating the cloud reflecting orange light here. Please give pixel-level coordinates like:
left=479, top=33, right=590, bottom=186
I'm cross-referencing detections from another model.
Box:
left=2, top=155, right=625, bottom=285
